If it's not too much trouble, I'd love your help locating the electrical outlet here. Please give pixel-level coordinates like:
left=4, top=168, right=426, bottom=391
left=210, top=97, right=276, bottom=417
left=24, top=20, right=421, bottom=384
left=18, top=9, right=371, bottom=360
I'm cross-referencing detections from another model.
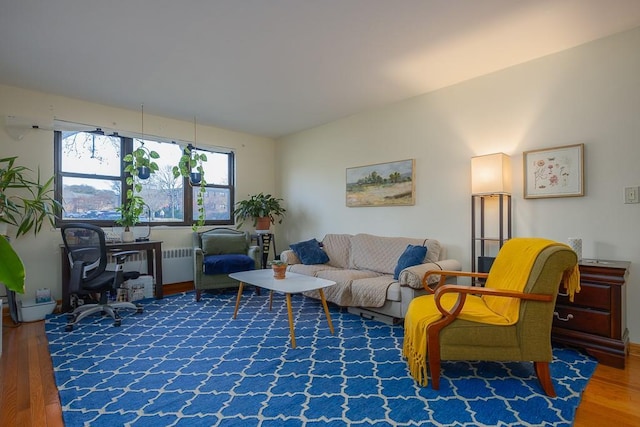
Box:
left=624, top=186, right=639, bottom=204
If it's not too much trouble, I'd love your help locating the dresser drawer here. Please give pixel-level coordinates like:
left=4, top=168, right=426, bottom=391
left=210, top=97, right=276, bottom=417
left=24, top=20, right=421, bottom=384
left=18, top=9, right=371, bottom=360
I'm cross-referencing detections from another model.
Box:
left=557, top=282, right=610, bottom=310
left=553, top=305, right=610, bottom=337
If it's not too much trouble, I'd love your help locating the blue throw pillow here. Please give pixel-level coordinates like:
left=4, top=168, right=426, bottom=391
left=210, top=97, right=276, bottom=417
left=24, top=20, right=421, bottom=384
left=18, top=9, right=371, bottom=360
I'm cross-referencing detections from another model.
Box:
left=393, top=245, right=427, bottom=280
left=290, top=238, right=330, bottom=265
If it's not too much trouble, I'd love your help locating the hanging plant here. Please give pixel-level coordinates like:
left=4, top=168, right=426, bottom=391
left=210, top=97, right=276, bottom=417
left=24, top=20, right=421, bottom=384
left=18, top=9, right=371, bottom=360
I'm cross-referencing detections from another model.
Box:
left=117, top=142, right=156, bottom=234
left=172, top=144, right=208, bottom=229
left=124, top=143, right=160, bottom=180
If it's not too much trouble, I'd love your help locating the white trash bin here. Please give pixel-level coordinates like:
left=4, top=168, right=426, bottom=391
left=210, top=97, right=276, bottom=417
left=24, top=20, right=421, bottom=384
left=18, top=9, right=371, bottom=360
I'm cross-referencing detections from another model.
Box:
left=18, top=299, right=56, bottom=322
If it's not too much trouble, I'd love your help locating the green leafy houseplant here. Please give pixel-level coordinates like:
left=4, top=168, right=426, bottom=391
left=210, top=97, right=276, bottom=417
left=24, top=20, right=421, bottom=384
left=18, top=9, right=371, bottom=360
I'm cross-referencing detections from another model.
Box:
left=117, top=146, right=153, bottom=232
left=126, top=143, right=160, bottom=180
left=0, top=156, right=60, bottom=293
left=172, top=145, right=208, bottom=229
left=234, top=193, right=286, bottom=229
left=115, top=193, right=145, bottom=231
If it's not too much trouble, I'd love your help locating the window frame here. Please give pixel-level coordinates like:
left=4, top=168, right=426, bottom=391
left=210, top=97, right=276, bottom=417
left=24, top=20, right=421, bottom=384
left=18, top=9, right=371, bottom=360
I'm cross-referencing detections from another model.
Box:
left=54, top=130, right=235, bottom=228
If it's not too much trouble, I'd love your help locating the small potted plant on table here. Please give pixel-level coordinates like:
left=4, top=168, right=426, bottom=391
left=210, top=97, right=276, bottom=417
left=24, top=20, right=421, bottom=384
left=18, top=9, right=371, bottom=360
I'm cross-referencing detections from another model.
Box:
left=269, top=260, right=288, bottom=279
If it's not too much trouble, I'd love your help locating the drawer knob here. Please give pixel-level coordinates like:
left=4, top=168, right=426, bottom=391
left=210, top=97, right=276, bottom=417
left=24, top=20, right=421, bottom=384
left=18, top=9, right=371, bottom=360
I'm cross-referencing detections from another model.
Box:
left=553, top=311, right=574, bottom=322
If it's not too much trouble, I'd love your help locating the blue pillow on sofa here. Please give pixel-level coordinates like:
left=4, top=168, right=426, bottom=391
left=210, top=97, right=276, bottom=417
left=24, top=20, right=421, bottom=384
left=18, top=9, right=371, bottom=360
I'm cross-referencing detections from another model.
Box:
left=290, top=238, right=330, bottom=265
left=393, top=244, right=427, bottom=280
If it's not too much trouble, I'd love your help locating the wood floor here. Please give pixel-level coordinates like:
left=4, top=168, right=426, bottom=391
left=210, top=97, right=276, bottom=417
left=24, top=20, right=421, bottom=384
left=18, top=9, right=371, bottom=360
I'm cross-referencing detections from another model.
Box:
left=2, top=288, right=639, bottom=426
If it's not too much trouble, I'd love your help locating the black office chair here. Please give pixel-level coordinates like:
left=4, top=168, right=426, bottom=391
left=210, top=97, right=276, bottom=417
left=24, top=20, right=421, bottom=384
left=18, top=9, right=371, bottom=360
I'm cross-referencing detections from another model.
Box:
left=61, top=223, right=143, bottom=331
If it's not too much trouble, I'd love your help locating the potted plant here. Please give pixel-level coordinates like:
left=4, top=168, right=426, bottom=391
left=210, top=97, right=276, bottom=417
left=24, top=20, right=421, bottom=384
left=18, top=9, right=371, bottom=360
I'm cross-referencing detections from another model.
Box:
left=125, top=143, right=160, bottom=180
left=117, top=148, right=151, bottom=241
left=115, top=194, right=145, bottom=242
left=269, top=259, right=288, bottom=279
left=234, top=193, right=286, bottom=230
left=0, top=156, right=60, bottom=323
left=172, top=144, right=208, bottom=229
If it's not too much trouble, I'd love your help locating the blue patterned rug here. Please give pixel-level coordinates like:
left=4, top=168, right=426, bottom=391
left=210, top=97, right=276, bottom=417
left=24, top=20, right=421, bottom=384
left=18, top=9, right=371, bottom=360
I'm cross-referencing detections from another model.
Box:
left=45, top=291, right=596, bottom=426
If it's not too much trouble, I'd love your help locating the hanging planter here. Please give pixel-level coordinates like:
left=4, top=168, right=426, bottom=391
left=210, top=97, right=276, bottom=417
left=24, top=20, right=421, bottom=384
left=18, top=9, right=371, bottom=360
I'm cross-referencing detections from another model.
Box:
left=137, top=165, right=151, bottom=179
left=189, top=171, right=202, bottom=185
left=173, top=143, right=208, bottom=229
left=126, top=144, right=159, bottom=180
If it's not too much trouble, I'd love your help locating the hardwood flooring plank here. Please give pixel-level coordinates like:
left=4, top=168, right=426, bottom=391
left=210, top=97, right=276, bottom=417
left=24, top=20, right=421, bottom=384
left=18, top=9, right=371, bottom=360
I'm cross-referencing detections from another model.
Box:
left=28, top=334, right=47, bottom=426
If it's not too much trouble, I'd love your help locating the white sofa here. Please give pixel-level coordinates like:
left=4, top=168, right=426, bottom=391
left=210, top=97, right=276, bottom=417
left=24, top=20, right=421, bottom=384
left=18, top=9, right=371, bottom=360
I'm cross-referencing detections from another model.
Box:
left=280, top=233, right=461, bottom=324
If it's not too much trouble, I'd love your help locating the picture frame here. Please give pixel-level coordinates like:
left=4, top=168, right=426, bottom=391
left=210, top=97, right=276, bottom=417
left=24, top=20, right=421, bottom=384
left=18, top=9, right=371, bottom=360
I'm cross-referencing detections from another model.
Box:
left=346, top=159, right=415, bottom=207
left=523, top=143, right=584, bottom=199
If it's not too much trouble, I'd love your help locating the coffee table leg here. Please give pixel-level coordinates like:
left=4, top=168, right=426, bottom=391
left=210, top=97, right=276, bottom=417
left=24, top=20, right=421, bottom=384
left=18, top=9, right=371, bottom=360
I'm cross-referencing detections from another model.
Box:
left=318, top=289, right=335, bottom=335
left=285, top=293, right=297, bottom=348
left=269, top=290, right=274, bottom=311
left=233, top=282, right=244, bottom=319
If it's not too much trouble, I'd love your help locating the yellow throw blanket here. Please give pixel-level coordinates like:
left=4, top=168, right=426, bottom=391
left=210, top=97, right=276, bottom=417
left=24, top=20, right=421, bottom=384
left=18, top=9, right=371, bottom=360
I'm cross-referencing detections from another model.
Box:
left=403, top=238, right=580, bottom=386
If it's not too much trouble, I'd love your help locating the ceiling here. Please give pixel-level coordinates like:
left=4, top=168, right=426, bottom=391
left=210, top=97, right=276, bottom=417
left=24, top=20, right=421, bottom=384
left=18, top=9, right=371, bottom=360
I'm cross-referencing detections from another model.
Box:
left=2, top=0, right=640, bottom=139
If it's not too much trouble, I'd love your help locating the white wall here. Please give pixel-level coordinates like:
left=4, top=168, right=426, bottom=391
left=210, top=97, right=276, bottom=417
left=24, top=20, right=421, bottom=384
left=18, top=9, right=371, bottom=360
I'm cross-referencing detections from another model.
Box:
left=277, top=27, right=640, bottom=343
left=0, top=84, right=276, bottom=301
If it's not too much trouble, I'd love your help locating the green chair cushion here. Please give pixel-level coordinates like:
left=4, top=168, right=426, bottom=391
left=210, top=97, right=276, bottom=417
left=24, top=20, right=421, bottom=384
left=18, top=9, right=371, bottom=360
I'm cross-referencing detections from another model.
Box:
left=202, top=233, right=248, bottom=255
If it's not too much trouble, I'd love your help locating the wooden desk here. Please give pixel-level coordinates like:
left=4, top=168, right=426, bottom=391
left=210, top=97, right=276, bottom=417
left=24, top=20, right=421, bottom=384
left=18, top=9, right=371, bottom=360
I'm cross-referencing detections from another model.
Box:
left=60, top=240, right=163, bottom=312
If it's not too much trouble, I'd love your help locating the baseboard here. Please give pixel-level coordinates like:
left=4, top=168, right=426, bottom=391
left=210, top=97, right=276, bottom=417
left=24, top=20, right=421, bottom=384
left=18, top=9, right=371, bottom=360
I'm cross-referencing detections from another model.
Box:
left=163, top=281, right=195, bottom=295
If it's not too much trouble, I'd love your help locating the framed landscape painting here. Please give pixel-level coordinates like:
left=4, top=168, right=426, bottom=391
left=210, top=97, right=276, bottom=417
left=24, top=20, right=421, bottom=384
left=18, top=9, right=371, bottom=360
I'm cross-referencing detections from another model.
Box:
left=523, top=143, right=584, bottom=199
left=346, top=159, right=415, bottom=207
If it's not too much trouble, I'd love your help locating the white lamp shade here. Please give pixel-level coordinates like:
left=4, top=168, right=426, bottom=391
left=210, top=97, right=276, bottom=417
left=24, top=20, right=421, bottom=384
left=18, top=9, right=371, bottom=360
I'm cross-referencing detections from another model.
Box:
left=471, top=153, right=512, bottom=195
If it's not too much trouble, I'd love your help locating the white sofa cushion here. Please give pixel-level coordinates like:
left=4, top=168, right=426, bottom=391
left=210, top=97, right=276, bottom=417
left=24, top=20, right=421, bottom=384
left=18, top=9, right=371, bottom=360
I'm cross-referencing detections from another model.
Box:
left=351, top=275, right=398, bottom=307
left=322, top=233, right=352, bottom=268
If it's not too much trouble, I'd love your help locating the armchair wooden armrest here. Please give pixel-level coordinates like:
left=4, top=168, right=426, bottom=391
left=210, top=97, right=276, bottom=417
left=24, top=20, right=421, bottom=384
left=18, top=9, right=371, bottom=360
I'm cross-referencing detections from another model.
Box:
left=432, top=284, right=554, bottom=319
left=422, top=270, right=489, bottom=293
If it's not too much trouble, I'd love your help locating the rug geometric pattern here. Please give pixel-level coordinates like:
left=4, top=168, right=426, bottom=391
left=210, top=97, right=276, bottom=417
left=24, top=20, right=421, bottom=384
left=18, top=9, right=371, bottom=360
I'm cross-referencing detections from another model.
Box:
left=45, top=291, right=597, bottom=427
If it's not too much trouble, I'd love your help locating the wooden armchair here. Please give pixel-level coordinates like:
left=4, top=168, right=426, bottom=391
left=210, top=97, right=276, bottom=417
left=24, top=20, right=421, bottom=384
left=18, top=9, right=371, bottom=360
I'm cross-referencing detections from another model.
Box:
left=192, top=228, right=261, bottom=301
left=403, top=238, right=578, bottom=397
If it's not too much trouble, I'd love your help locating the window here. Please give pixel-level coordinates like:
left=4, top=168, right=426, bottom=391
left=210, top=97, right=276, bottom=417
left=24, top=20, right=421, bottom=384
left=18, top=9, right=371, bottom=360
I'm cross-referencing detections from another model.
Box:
left=54, top=129, right=234, bottom=227
left=192, top=151, right=233, bottom=222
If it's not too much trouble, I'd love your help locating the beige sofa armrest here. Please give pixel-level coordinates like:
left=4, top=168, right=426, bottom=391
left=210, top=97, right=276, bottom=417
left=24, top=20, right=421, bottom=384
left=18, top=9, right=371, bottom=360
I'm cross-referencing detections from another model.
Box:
left=398, top=259, right=462, bottom=289
left=280, top=249, right=301, bottom=265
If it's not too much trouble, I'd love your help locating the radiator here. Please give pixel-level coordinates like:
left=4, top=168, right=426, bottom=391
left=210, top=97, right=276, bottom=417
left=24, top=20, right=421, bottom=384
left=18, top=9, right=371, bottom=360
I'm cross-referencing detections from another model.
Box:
left=109, top=247, right=194, bottom=284
left=161, top=248, right=194, bottom=284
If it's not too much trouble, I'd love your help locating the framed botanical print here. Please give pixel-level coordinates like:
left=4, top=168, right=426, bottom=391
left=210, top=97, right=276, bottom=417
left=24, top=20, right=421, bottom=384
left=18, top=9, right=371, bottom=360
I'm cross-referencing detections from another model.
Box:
left=523, top=143, right=584, bottom=199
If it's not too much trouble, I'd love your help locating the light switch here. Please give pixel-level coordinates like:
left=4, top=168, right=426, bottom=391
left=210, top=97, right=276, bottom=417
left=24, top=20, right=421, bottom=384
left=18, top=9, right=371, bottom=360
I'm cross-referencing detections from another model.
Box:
left=624, top=186, right=639, bottom=204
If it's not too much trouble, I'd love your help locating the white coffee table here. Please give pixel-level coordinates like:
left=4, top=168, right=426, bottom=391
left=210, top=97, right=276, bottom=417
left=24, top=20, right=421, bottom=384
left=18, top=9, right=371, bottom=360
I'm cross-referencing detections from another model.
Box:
left=229, top=269, right=336, bottom=348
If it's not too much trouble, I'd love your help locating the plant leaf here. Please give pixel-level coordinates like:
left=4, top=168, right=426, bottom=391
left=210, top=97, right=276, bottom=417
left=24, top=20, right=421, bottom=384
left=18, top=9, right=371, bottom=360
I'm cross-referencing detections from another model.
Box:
left=0, top=235, right=26, bottom=293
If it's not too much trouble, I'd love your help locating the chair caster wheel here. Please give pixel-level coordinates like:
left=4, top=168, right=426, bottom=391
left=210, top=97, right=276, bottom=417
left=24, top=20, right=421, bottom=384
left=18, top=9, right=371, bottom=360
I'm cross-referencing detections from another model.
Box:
left=113, top=320, right=121, bottom=327
left=65, top=325, right=73, bottom=332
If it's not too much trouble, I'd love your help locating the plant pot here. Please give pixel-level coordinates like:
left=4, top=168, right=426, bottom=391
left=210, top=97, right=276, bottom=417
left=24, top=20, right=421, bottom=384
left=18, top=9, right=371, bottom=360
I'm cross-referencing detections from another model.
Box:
left=255, top=216, right=271, bottom=231
left=189, top=172, right=201, bottom=185
left=272, top=263, right=287, bottom=279
left=122, top=230, right=135, bottom=242
left=137, top=166, right=151, bottom=179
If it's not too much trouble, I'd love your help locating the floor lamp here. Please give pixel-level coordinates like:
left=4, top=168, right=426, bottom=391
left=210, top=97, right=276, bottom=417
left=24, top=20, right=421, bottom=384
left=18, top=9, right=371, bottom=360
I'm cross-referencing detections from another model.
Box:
left=471, top=153, right=512, bottom=274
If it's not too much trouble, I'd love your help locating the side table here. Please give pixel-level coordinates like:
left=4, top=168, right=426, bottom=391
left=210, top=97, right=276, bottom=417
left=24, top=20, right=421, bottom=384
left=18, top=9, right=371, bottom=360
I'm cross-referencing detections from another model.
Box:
left=551, top=259, right=629, bottom=368
left=253, top=231, right=277, bottom=269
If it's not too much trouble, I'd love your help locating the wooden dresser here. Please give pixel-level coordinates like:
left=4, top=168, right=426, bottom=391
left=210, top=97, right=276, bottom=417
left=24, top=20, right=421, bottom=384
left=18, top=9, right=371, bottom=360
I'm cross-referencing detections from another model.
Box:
left=551, top=259, right=630, bottom=368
